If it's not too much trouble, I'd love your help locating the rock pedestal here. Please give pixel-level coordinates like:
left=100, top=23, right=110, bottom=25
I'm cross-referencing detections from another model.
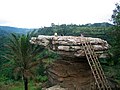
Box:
left=30, top=35, right=110, bottom=90
left=47, top=57, right=96, bottom=90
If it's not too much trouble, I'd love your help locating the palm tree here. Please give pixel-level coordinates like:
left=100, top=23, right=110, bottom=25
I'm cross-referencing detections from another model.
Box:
left=5, top=31, right=46, bottom=90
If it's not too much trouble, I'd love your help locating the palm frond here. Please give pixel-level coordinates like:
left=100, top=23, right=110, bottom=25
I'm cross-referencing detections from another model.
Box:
left=4, top=31, right=46, bottom=81
left=28, top=56, right=48, bottom=69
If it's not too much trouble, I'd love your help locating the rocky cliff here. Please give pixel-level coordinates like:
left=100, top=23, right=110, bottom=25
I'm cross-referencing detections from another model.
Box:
left=30, top=35, right=110, bottom=90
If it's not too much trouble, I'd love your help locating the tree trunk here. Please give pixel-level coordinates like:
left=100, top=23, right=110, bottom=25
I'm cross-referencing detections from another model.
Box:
left=23, top=76, right=28, bottom=90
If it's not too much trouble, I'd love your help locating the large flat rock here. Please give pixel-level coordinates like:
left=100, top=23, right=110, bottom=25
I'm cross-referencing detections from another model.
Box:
left=30, top=35, right=109, bottom=58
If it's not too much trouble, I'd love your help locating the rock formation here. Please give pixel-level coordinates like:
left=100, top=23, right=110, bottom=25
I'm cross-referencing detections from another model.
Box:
left=30, top=35, right=109, bottom=58
left=30, top=35, right=110, bottom=90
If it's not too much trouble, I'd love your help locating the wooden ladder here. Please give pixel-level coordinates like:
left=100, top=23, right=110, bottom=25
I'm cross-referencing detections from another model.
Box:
left=81, top=37, right=112, bottom=90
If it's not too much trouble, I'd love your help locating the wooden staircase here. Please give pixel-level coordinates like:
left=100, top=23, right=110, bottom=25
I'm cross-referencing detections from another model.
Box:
left=81, top=37, right=112, bottom=90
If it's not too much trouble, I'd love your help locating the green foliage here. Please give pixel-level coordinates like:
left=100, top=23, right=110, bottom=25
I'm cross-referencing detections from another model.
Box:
left=3, top=31, right=46, bottom=90
left=112, top=3, right=120, bottom=25
left=0, top=81, right=40, bottom=90
left=0, top=26, right=31, bottom=34
left=103, top=64, right=120, bottom=84
left=37, top=23, right=112, bottom=40
left=1, top=21, right=120, bottom=88
left=107, top=3, right=120, bottom=65
left=36, top=75, right=48, bottom=83
left=5, top=32, right=44, bottom=77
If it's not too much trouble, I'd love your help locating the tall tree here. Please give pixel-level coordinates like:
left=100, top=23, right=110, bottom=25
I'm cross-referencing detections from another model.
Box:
left=110, top=3, right=120, bottom=64
left=112, top=3, right=120, bottom=25
left=4, top=31, right=46, bottom=90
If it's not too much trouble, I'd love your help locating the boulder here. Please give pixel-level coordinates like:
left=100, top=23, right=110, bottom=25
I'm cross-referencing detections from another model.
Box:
left=30, top=35, right=109, bottom=58
left=42, top=85, right=66, bottom=90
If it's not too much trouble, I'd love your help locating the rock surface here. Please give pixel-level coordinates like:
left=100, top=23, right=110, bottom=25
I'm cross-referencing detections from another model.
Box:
left=30, top=35, right=110, bottom=90
left=42, top=85, right=66, bottom=90
left=46, top=58, right=96, bottom=90
left=30, top=35, right=109, bottom=58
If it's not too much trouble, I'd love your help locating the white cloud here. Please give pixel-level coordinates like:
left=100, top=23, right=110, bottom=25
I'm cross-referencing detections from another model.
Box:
left=0, top=0, right=119, bottom=28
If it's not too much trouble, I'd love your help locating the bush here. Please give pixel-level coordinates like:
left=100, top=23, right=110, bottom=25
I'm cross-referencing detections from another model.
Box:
left=36, top=75, right=48, bottom=83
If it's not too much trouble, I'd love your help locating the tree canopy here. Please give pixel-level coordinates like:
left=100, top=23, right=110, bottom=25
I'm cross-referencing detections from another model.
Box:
left=4, top=32, right=45, bottom=90
left=109, top=3, right=120, bottom=64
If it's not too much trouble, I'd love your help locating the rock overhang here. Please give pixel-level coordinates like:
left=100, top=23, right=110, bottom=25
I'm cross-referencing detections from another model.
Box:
left=30, top=35, right=110, bottom=58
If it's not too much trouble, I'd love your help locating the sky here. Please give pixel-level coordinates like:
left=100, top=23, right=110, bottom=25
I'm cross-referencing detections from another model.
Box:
left=0, top=0, right=120, bottom=28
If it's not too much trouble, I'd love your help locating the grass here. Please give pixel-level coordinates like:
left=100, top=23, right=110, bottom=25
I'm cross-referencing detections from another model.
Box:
left=0, top=81, right=39, bottom=90
left=0, top=75, right=47, bottom=90
left=10, top=82, right=37, bottom=90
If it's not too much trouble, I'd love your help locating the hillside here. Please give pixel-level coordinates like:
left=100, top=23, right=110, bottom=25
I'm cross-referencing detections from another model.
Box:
left=0, top=22, right=112, bottom=36
left=37, top=22, right=112, bottom=40
left=0, top=26, right=31, bottom=36
left=0, top=26, right=31, bottom=68
left=0, top=22, right=120, bottom=90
